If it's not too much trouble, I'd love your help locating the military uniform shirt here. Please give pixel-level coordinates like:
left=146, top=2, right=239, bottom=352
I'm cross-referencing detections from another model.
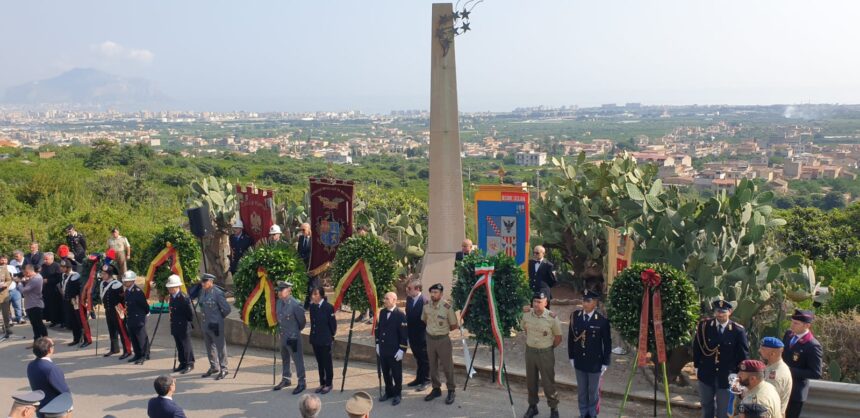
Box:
left=521, top=309, right=562, bottom=349
left=421, top=299, right=458, bottom=336
left=199, top=287, right=231, bottom=324
left=765, top=360, right=793, bottom=416
left=740, top=380, right=782, bottom=418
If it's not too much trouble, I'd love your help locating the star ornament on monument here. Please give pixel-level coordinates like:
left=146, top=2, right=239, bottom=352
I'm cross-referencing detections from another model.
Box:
left=436, top=0, right=483, bottom=56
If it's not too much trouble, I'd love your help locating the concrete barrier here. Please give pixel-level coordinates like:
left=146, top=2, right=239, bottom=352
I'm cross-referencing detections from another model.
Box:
left=802, top=379, right=860, bottom=418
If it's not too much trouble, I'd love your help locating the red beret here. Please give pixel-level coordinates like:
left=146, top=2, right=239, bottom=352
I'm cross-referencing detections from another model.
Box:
left=739, top=359, right=765, bottom=372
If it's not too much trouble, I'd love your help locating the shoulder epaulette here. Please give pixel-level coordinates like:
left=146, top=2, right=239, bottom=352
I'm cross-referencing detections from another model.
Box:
left=548, top=311, right=557, bottom=319
left=443, top=301, right=451, bottom=309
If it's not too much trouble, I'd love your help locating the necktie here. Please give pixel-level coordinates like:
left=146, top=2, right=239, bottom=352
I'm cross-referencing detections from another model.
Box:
left=719, top=325, right=724, bottom=335
left=790, top=336, right=798, bottom=347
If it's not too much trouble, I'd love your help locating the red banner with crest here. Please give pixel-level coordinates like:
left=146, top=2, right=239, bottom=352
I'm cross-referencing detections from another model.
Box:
left=237, top=184, right=275, bottom=244
left=309, top=177, right=354, bottom=274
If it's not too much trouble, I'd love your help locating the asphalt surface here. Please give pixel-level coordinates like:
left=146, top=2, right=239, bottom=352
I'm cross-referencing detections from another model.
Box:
left=0, top=318, right=695, bottom=417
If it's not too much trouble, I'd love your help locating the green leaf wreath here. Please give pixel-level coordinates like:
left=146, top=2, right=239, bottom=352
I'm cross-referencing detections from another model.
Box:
left=330, top=235, right=397, bottom=314
left=452, top=251, right=531, bottom=347
left=607, top=262, right=700, bottom=351
left=233, top=244, right=306, bottom=331
left=141, top=224, right=201, bottom=299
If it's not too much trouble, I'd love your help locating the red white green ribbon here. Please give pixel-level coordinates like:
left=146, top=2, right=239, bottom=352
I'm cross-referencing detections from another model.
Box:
left=332, top=259, right=379, bottom=335
left=142, top=242, right=186, bottom=298
left=460, top=264, right=505, bottom=386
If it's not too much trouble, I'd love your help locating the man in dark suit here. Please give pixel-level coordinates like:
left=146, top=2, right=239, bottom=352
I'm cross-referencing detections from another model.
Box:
left=147, top=375, right=187, bottom=418
left=297, top=222, right=318, bottom=309
left=405, top=279, right=430, bottom=390
left=24, top=242, right=44, bottom=273
left=26, top=337, right=70, bottom=417
left=375, top=291, right=408, bottom=406
left=122, top=270, right=150, bottom=365
left=781, top=309, right=822, bottom=418
left=528, top=245, right=557, bottom=308
left=568, top=289, right=612, bottom=418
left=166, top=275, right=194, bottom=374
left=228, top=219, right=252, bottom=276
left=59, top=260, right=82, bottom=346
left=693, top=299, right=750, bottom=418
left=454, top=239, right=473, bottom=261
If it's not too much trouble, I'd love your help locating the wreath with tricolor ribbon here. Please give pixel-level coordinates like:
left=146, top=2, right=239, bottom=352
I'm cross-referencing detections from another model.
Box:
left=233, top=244, right=306, bottom=331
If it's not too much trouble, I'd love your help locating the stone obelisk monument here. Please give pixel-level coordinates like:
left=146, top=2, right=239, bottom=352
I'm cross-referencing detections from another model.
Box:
left=419, top=3, right=465, bottom=291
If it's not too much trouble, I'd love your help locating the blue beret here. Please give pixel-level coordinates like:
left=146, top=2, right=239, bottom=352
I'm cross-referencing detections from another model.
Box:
left=761, top=336, right=784, bottom=348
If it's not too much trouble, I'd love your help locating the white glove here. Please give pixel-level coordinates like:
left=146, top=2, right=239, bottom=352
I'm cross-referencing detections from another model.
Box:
left=601, top=365, right=608, bottom=375
left=376, top=344, right=380, bottom=356
left=395, top=349, right=404, bottom=362
left=569, top=359, right=575, bottom=369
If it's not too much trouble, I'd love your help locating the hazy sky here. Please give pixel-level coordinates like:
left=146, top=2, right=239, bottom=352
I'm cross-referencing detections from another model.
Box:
left=2, top=0, right=859, bottom=112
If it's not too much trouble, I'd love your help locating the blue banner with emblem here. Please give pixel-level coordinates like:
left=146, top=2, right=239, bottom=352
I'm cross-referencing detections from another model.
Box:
left=475, top=185, right=530, bottom=270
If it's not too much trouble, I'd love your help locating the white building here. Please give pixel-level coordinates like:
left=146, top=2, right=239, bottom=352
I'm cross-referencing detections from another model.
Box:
left=325, top=150, right=353, bottom=164
left=515, top=151, right=547, bottom=166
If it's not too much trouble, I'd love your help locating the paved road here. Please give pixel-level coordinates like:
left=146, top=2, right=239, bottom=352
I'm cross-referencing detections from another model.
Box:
left=0, top=320, right=695, bottom=417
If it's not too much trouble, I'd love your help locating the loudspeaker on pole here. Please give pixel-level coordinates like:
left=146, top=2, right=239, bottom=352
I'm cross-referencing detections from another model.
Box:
left=187, top=206, right=211, bottom=238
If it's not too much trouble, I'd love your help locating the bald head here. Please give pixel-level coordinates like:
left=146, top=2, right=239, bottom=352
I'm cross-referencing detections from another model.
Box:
left=533, top=245, right=546, bottom=261
left=383, top=292, right=397, bottom=309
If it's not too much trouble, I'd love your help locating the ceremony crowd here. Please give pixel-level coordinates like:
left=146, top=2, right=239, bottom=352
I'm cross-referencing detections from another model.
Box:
left=2, top=224, right=824, bottom=418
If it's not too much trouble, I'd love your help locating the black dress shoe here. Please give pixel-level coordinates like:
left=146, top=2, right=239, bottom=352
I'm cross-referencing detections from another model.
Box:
left=549, top=408, right=559, bottom=418
left=416, top=382, right=430, bottom=392
left=314, top=386, right=324, bottom=393
left=103, top=351, right=117, bottom=358
left=128, top=356, right=141, bottom=363
left=445, top=390, right=455, bottom=405
left=80, top=341, right=91, bottom=348
left=67, top=340, right=80, bottom=347
left=523, top=405, right=539, bottom=418
left=173, top=365, right=185, bottom=373
left=424, top=388, right=442, bottom=401
left=273, top=378, right=291, bottom=391
left=392, top=396, right=401, bottom=406
left=292, top=383, right=306, bottom=395
left=320, top=386, right=332, bottom=395
left=202, top=368, right=218, bottom=378
left=119, top=352, right=132, bottom=360
left=406, top=379, right=421, bottom=387
left=180, top=365, right=194, bottom=374
left=215, top=370, right=228, bottom=380
left=379, top=394, right=390, bottom=402
left=135, top=358, right=145, bottom=365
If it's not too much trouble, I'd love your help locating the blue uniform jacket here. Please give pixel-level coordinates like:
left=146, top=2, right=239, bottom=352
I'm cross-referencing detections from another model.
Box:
left=169, top=292, right=194, bottom=337
left=405, top=293, right=429, bottom=347
left=125, top=284, right=149, bottom=328
left=309, top=300, right=337, bottom=346
left=781, top=330, right=823, bottom=402
left=692, top=318, right=749, bottom=389
left=375, top=307, right=408, bottom=357
left=568, top=309, right=612, bottom=373
left=147, top=396, right=187, bottom=418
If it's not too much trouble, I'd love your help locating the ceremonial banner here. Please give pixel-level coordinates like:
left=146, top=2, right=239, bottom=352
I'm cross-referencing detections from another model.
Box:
left=142, top=243, right=186, bottom=299
left=309, top=177, right=354, bottom=273
left=475, top=184, right=530, bottom=271
left=605, top=226, right=635, bottom=288
left=331, top=259, right=379, bottom=335
left=241, top=267, right=278, bottom=327
left=237, top=184, right=276, bottom=244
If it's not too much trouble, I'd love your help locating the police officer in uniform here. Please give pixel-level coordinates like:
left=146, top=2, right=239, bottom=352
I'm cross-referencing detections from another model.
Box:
left=420, top=283, right=458, bottom=405
left=733, top=359, right=782, bottom=418
left=568, top=289, right=611, bottom=418
left=308, top=286, right=337, bottom=394
left=781, top=309, right=822, bottom=418
left=198, top=273, right=231, bottom=380
left=405, top=279, right=430, bottom=391
left=521, top=291, right=562, bottom=418
left=100, top=264, right=132, bottom=359
left=274, top=281, right=307, bottom=394
left=229, top=219, right=252, bottom=276
left=376, top=291, right=408, bottom=406
left=167, top=274, right=195, bottom=374
left=7, top=390, right=44, bottom=418
left=122, top=270, right=150, bottom=365
left=38, top=392, right=74, bottom=418
left=692, top=299, right=750, bottom=418
left=759, top=336, right=792, bottom=417
left=59, top=260, right=82, bottom=346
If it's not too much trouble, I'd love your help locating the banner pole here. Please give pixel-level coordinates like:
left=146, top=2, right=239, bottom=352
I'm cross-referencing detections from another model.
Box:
left=463, top=340, right=480, bottom=391
left=232, top=330, right=254, bottom=379
left=340, top=310, right=357, bottom=393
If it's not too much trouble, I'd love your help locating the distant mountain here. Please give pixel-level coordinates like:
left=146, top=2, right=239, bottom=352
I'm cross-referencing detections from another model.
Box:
left=3, top=68, right=170, bottom=109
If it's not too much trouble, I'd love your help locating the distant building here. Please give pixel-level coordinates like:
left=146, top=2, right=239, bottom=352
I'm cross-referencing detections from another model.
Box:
left=38, top=151, right=56, bottom=159
left=783, top=161, right=802, bottom=179
left=325, top=150, right=352, bottom=164
left=515, top=151, right=546, bottom=166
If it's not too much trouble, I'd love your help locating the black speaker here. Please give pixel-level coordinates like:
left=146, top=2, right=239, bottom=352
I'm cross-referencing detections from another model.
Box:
left=187, top=206, right=211, bottom=237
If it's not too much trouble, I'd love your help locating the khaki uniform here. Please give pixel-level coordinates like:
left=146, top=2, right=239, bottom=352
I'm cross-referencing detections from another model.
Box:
left=765, top=360, right=792, bottom=417
left=521, top=308, right=562, bottom=409
left=421, top=299, right=458, bottom=390
left=739, top=381, right=782, bottom=418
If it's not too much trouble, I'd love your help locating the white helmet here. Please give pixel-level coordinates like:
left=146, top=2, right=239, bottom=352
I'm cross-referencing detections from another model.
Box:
left=269, top=224, right=282, bottom=235
left=122, top=270, right=138, bottom=282
left=165, top=274, right=183, bottom=288
left=233, top=219, right=244, bottom=228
